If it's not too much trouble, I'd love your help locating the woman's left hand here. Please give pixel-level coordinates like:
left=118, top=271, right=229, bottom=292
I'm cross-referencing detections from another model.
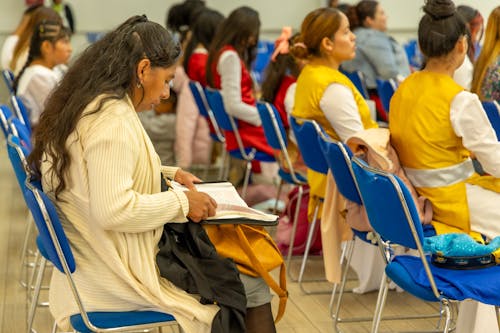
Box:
left=174, top=169, right=201, bottom=191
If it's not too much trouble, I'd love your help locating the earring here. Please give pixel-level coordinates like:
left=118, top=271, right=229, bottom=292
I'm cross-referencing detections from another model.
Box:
left=137, top=82, right=142, bottom=89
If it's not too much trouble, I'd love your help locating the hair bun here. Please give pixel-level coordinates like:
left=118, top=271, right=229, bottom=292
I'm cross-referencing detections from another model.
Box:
left=423, top=0, right=456, bottom=20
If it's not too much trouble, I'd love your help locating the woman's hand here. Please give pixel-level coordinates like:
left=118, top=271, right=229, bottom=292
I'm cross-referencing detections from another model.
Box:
left=184, top=191, right=218, bottom=222
left=174, top=169, right=201, bottom=191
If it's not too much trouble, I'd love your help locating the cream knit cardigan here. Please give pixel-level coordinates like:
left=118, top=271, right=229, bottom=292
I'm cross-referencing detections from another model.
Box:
left=41, top=95, right=219, bottom=332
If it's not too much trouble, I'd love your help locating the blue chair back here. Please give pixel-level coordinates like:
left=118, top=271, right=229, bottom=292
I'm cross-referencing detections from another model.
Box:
left=24, top=179, right=76, bottom=273
left=251, top=40, right=274, bottom=85
left=351, top=157, right=424, bottom=249
left=189, top=81, right=210, bottom=118
left=2, top=69, right=14, bottom=93
left=0, top=104, right=13, bottom=138
left=7, top=134, right=32, bottom=190
left=189, top=81, right=225, bottom=143
left=10, top=95, right=31, bottom=134
left=9, top=117, right=32, bottom=151
left=290, top=116, right=328, bottom=174
left=341, top=70, right=370, bottom=99
left=482, top=101, right=500, bottom=141
left=317, top=136, right=361, bottom=204
left=256, top=101, right=288, bottom=150
left=204, top=88, right=233, bottom=132
left=376, top=78, right=397, bottom=113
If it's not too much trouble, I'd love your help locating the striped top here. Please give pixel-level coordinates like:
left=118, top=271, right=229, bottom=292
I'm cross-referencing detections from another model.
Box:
left=41, top=94, right=219, bottom=332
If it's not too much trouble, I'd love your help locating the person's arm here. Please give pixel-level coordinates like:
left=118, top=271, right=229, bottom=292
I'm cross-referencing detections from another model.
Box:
left=85, top=112, right=189, bottom=232
left=450, top=91, right=500, bottom=177
left=320, top=83, right=364, bottom=142
left=362, top=33, right=400, bottom=80
left=217, top=50, right=261, bottom=126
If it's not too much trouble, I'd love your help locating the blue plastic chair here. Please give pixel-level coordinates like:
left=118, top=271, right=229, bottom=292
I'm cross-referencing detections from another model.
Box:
left=9, top=117, right=32, bottom=151
left=289, top=116, right=329, bottom=293
left=23, top=180, right=178, bottom=333
left=0, top=104, right=13, bottom=139
left=482, top=101, right=500, bottom=141
left=6, top=134, right=45, bottom=332
left=2, top=69, right=14, bottom=93
left=375, top=78, right=397, bottom=116
left=351, top=157, right=500, bottom=333
left=204, top=87, right=275, bottom=199
left=256, top=101, right=307, bottom=267
left=188, top=80, right=228, bottom=179
left=10, top=95, right=32, bottom=135
left=251, top=40, right=274, bottom=86
left=341, top=70, right=370, bottom=100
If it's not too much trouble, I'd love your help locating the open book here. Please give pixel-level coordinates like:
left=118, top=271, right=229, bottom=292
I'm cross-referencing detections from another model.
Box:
left=170, top=181, right=278, bottom=225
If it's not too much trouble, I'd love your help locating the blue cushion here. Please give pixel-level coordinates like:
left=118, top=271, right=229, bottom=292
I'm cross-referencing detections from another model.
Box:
left=387, top=255, right=500, bottom=305
left=70, top=311, right=176, bottom=333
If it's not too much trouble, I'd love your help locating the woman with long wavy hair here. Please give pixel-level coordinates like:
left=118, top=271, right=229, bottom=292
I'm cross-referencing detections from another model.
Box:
left=28, top=15, right=227, bottom=332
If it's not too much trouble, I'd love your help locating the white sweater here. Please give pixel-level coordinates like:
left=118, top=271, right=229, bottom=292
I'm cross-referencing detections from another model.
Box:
left=41, top=95, right=219, bottom=332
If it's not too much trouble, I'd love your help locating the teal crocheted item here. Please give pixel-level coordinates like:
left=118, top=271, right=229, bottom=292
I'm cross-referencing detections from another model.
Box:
left=424, top=233, right=500, bottom=257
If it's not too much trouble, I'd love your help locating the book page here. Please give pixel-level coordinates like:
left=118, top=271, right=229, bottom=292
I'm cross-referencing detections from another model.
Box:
left=170, top=181, right=277, bottom=222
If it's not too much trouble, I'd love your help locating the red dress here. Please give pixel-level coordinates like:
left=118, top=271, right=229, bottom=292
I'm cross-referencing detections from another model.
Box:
left=187, top=50, right=208, bottom=87
left=211, top=45, right=274, bottom=157
left=272, top=75, right=296, bottom=129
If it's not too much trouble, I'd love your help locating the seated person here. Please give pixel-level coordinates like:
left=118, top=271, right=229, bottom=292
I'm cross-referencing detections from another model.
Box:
left=28, top=15, right=277, bottom=333
left=342, top=0, right=410, bottom=119
left=13, top=20, right=72, bottom=129
left=1, top=6, right=61, bottom=75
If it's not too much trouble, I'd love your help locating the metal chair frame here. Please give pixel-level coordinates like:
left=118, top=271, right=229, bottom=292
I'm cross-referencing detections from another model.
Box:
left=24, top=179, right=180, bottom=333
left=188, top=81, right=228, bottom=180
left=256, top=101, right=307, bottom=267
left=350, top=157, right=498, bottom=333
left=289, top=116, right=332, bottom=294
left=205, top=87, right=275, bottom=199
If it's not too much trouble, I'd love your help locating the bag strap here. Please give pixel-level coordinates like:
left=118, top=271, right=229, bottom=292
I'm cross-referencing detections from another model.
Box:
left=234, top=225, right=288, bottom=323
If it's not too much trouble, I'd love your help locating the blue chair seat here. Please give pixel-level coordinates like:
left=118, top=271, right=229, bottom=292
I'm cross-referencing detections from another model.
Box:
left=278, top=168, right=307, bottom=184
left=386, top=255, right=500, bottom=305
left=70, top=311, right=176, bottom=333
left=228, top=148, right=275, bottom=162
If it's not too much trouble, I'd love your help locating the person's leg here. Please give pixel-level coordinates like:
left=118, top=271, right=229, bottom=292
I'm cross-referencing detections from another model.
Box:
left=239, top=274, right=276, bottom=333
left=246, top=303, right=276, bottom=333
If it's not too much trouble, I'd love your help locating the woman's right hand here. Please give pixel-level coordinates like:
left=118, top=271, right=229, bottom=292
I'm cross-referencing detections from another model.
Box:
left=184, top=191, right=218, bottom=222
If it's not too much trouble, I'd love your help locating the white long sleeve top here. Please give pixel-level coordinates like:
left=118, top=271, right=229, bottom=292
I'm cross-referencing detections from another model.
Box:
left=450, top=91, right=500, bottom=178
left=217, top=50, right=261, bottom=126
left=42, top=95, right=219, bottom=332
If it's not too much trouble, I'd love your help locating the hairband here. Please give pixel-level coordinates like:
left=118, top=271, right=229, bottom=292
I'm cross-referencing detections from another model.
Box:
left=271, top=26, right=292, bottom=62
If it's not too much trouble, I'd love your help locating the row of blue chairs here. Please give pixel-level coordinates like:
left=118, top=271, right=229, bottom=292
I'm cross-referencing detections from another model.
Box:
left=1, top=104, right=180, bottom=332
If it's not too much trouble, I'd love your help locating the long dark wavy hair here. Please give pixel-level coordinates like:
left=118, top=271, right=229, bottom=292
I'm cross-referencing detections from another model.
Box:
left=182, top=8, right=224, bottom=74
left=28, top=15, right=180, bottom=198
left=206, top=6, right=260, bottom=87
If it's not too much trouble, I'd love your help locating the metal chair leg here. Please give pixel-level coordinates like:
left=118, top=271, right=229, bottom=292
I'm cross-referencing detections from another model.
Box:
left=286, top=185, right=303, bottom=275
left=218, top=147, right=228, bottom=181
left=241, top=160, right=252, bottom=200
left=370, top=273, right=390, bottom=333
left=27, top=256, right=47, bottom=333
left=297, top=202, right=329, bottom=294
left=20, top=213, right=36, bottom=288
left=331, top=239, right=356, bottom=329
left=273, top=179, right=284, bottom=215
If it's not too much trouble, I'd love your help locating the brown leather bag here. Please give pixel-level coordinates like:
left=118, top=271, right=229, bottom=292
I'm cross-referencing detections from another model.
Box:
left=204, top=224, right=288, bottom=322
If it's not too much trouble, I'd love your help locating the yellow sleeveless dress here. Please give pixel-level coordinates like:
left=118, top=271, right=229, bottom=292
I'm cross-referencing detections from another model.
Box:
left=293, top=64, right=377, bottom=216
left=390, top=71, right=500, bottom=235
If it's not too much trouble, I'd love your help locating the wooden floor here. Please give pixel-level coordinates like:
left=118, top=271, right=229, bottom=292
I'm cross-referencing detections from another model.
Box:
left=0, top=139, right=450, bottom=333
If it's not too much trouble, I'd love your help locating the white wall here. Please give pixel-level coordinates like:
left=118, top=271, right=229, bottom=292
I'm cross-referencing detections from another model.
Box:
left=0, top=0, right=498, bottom=55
